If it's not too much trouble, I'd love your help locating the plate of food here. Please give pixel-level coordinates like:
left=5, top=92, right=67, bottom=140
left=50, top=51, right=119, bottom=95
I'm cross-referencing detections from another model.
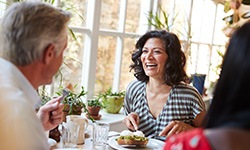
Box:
left=107, top=130, right=165, bottom=150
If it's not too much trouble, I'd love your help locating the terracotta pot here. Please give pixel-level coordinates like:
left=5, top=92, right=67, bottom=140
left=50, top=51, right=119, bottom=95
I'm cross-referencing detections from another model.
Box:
left=87, top=106, right=101, bottom=116
left=63, top=104, right=82, bottom=122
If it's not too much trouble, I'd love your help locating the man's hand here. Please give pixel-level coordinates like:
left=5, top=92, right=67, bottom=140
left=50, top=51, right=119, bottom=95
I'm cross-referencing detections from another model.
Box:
left=37, top=97, right=64, bottom=131
left=122, top=112, right=139, bottom=131
left=159, top=120, right=194, bottom=138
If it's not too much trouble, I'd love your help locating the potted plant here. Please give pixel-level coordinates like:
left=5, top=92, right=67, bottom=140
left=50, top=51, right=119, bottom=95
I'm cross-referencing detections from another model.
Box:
left=100, top=88, right=125, bottom=114
left=57, top=86, right=87, bottom=121
left=86, top=97, right=103, bottom=120
left=56, top=85, right=94, bottom=122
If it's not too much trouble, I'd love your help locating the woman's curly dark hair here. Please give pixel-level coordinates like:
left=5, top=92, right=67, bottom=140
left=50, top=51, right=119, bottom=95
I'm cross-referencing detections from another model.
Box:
left=130, top=30, right=188, bottom=86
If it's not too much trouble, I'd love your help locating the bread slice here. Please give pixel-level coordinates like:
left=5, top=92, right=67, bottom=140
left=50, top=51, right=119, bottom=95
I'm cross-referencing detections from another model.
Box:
left=116, top=135, right=149, bottom=146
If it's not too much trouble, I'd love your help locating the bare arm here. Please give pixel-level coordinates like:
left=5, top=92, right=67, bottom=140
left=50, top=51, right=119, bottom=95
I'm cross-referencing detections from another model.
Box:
left=159, top=110, right=206, bottom=138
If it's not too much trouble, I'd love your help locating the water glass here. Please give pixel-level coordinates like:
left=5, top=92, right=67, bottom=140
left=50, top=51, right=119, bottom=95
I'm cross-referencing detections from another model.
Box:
left=92, top=122, right=110, bottom=149
left=61, top=122, right=80, bottom=148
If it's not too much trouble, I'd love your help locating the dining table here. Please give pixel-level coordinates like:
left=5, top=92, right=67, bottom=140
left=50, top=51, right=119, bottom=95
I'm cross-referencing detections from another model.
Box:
left=50, top=122, right=116, bottom=150
left=49, top=110, right=165, bottom=150
left=49, top=122, right=165, bottom=150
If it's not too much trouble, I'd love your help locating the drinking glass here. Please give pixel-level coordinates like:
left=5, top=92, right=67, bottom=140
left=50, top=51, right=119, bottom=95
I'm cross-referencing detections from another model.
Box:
left=61, top=122, right=80, bottom=148
left=92, top=122, right=110, bottom=149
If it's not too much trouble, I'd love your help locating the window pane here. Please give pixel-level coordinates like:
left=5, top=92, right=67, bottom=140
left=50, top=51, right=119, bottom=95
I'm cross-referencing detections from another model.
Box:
left=213, top=5, right=228, bottom=45
left=191, top=0, right=205, bottom=42
left=95, top=36, right=117, bottom=94
left=120, top=38, right=136, bottom=91
left=162, top=0, right=192, bottom=39
left=100, top=0, right=120, bottom=30
left=198, top=1, right=216, bottom=43
left=196, top=45, right=210, bottom=74
left=61, top=0, right=87, bottom=27
left=188, top=44, right=211, bottom=75
left=187, top=43, right=198, bottom=75
left=52, top=33, right=85, bottom=93
left=125, top=0, right=141, bottom=33
left=209, top=46, right=225, bottom=81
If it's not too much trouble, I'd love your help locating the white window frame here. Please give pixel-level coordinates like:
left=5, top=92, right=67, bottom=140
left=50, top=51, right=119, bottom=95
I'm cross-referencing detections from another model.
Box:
left=0, top=0, right=227, bottom=99
left=69, top=0, right=157, bottom=100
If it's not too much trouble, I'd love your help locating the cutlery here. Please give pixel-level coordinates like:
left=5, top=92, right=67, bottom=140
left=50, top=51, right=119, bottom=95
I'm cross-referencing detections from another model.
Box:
left=108, top=131, right=120, bottom=139
left=60, top=88, right=70, bottom=103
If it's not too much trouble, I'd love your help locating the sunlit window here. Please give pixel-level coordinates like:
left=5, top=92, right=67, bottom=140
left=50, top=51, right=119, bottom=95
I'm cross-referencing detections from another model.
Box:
left=0, top=0, right=228, bottom=99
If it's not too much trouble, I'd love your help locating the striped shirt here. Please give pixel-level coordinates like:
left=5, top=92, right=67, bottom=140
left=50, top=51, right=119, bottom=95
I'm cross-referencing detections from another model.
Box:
left=124, top=80, right=205, bottom=141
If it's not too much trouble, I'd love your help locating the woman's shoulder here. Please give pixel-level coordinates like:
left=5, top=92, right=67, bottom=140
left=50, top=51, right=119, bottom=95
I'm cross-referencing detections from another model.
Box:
left=126, top=80, right=145, bottom=90
left=173, top=82, right=202, bottom=98
left=125, top=80, right=146, bottom=98
left=164, top=128, right=212, bottom=150
left=175, top=82, right=198, bottom=91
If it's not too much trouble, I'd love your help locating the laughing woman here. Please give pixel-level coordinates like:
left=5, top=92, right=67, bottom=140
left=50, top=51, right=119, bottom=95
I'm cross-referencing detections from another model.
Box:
left=122, top=30, right=206, bottom=141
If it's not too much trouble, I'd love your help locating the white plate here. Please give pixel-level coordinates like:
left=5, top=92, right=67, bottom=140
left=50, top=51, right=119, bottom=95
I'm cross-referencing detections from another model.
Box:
left=107, top=136, right=165, bottom=150
left=47, top=138, right=57, bottom=147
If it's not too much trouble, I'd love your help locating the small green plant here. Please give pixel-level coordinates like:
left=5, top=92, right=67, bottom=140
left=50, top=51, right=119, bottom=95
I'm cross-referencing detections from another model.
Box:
left=57, top=86, right=87, bottom=114
left=87, top=97, right=103, bottom=108
left=86, top=97, right=103, bottom=119
left=147, top=5, right=177, bottom=31
left=214, top=49, right=225, bottom=76
left=99, top=88, right=125, bottom=98
left=56, top=86, right=95, bottom=122
left=99, top=88, right=125, bottom=114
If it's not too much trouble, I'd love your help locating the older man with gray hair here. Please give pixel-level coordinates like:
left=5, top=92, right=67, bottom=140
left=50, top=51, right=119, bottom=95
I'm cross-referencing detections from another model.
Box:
left=0, top=1, right=71, bottom=149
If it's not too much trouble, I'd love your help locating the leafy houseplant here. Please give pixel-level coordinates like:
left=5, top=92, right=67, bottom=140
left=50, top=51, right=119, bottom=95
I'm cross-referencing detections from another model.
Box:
left=100, top=88, right=125, bottom=114
left=57, top=86, right=94, bottom=122
left=147, top=5, right=175, bottom=32
left=86, top=97, right=103, bottom=120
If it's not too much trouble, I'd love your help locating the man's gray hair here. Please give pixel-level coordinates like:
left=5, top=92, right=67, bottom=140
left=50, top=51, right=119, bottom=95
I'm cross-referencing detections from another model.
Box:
left=0, top=1, right=71, bottom=66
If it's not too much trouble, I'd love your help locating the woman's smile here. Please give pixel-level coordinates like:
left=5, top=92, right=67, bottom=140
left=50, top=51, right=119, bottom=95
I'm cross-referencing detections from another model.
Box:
left=141, top=38, right=167, bottom=78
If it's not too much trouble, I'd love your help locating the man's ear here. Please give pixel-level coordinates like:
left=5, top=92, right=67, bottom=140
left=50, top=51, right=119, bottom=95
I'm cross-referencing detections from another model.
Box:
left=43, top=44, right=55, bottom=64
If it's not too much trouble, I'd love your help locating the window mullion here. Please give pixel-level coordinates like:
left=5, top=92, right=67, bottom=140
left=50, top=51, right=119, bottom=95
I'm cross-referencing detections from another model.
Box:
left=112, top=0, right=127, bottom=92
left=81, top=0, right=102, bottom=100
left=139, top=0, right=154, bottom=34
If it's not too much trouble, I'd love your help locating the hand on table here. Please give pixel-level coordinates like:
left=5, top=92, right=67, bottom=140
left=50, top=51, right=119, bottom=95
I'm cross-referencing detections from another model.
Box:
left=122, top=112, right=139, bottom=131
left=37, top=96, right=64, bottom=131
left=159, top=120, right=194, bottom=138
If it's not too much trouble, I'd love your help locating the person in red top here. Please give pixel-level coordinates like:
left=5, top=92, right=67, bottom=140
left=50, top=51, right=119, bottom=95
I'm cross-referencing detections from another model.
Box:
left=164, top=128, right=212, bottom=150
left=164, top=20, right=250, bottom=150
